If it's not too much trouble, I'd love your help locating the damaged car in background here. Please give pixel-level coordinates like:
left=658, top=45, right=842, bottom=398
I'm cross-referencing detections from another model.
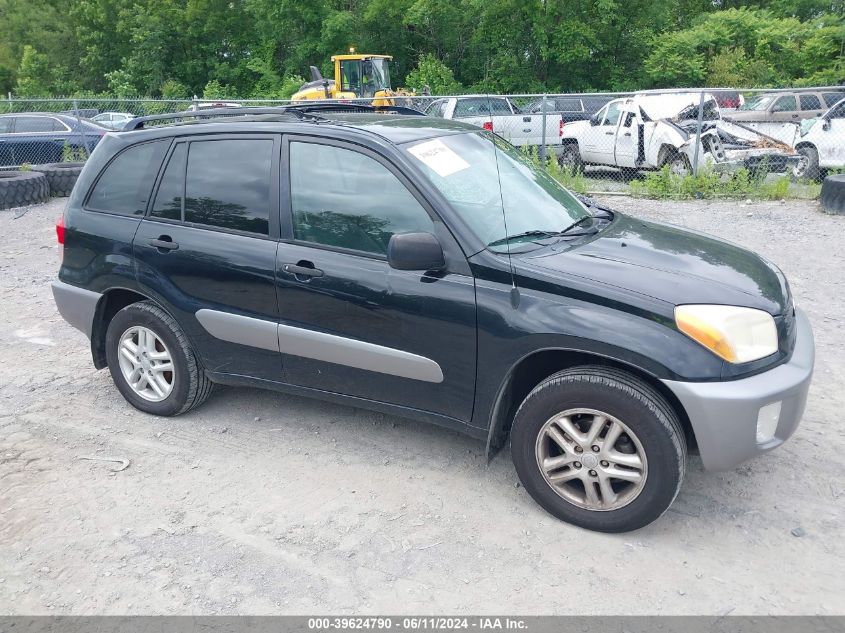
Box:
left=558, top=92, right=803, bottom=176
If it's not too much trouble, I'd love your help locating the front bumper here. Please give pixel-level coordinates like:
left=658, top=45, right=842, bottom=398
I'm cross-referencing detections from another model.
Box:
left=662, top=307, right=814, bottom=471
left=711, top=154, right=803, bottom=174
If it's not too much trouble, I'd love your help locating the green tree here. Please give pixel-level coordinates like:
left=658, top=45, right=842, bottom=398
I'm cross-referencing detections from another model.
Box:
left=15, top=45, right=53, bottom=96
left=405, top=54, right=462, bottom=94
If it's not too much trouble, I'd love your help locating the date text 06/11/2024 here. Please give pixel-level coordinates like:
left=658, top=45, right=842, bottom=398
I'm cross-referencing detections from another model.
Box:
left=306, top=617, right=528, bottom=630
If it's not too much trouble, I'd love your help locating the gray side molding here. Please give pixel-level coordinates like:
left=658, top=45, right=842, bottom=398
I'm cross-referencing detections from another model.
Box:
left=277, top=323, right=443, bottom=383
left=51, top=281, right=102, bottom=340
left=195, top=309, right=444, bottom=383
left=195, top=309, right=279, bottom=352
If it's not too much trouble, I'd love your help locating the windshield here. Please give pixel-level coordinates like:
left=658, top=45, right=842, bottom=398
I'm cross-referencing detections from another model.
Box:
left=404, top=132, right=589, bottom=250
left=362, top=58, right=391, bottom=95
left=740, top=95, right=776, bottom=111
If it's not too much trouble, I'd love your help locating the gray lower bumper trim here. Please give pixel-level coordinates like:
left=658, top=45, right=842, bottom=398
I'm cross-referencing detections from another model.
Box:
left=663, top=307, right=814, bottom=471
left=51, top=280, right=102, bottom=340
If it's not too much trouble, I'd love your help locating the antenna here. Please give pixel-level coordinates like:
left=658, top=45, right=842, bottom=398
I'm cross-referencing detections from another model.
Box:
left=485, top=95, right=520, bottom=309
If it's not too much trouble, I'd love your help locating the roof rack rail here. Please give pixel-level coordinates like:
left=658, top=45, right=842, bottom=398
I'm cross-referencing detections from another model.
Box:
left=122, top=103, right=425, bottom=131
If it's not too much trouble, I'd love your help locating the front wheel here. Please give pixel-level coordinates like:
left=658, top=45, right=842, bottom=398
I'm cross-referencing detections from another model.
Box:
left=793, top=145, right=819, bottom=181
left=664, top=152, right=691, bottom=177
left=510, top=366, right=686, bottom=532
left=105, top=301, right=213, bottom=416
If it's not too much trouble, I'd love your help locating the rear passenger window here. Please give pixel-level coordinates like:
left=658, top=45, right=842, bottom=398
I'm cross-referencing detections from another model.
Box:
left=799, top=94, right=821, bottom=111
left=151, top=143, right=186, bottom=221
left=184, top=139, right=272, bottom=235
left=87, top=140, right=169, bottom=215
left=289, top=142, right=434, bottom=256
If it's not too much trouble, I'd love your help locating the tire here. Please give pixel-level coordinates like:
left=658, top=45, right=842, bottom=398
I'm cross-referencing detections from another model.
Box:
left=793, top=145, right=820, bottom=181
left=558, top=144, right=584, bottom=174
left=663, top=152, right=691, bottom=176
left=105, top=301, right=213, bottom=416
left=820, top=173, right=845, bottom=215
left=0, top=170, right=50, bottom=210
left=510, top=366, right=686, bottom=533
left=30, top=162, right=85, bottom=197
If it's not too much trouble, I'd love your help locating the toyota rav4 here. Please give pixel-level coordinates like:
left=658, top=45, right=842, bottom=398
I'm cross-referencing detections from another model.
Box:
left=52, top=106, right=814, bottom=532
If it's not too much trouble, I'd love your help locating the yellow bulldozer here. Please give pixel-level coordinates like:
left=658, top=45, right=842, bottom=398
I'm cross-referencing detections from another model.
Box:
left=291, top=53, right=414, bottom=107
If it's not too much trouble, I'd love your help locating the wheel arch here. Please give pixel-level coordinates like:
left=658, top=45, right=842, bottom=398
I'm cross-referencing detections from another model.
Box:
left=90, top=287, right=169, bottom=369
left=485, top=348, right=695, bottom=460
left=657, top=144, right=679, bottom=167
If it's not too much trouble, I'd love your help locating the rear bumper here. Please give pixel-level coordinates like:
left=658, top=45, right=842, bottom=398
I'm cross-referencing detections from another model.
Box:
left=662, top=307, right=814, bottom=471
left=52, top=280, right=102, bottom=340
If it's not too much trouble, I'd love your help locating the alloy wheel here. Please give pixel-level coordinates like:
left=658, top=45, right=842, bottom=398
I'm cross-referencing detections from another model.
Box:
left=535, top=408, right=648, bottom=511
left=117, top=326, right=175, bottom=402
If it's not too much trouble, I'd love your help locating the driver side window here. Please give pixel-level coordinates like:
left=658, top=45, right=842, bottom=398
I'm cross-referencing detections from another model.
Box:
left=773, top=96, right=797, bottom=113
left=289, top=142, right=435, bottom=256
left=601, top=102, right=621, bottom=126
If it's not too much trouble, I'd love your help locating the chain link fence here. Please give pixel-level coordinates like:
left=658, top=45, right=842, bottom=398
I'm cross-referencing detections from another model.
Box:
left=2, top=88, right=843, bottom=195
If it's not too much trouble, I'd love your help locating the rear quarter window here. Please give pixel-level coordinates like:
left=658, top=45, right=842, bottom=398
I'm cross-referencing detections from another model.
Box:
left=823, top=93, right=843, bottom=108
left=86, top=140, right=169, bottom=216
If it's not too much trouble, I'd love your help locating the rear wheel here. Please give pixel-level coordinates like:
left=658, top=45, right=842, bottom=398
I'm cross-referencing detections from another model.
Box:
left=105, top=301, right=212, bottom=416
left=558, top=144, right=584, bottom=174
left=511, top=366, right=686, bottom=532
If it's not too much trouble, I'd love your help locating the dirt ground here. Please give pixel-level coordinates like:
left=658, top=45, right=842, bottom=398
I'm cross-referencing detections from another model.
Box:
left=0, top=196, right=843, bottom=615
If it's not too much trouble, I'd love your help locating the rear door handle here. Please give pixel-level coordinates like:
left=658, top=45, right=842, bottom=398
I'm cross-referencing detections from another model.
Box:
left=605, top=131, right=614, bottom=135
left=283, top=263, right=323, bottom=278
left=148, top=237, right=179, bottom=251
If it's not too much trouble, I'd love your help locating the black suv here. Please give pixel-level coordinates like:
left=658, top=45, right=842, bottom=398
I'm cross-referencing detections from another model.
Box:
left=52, top=107, right=814, bottom=532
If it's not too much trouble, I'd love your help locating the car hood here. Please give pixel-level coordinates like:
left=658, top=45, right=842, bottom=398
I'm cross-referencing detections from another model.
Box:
left=518, top=213, right=788, bottom=315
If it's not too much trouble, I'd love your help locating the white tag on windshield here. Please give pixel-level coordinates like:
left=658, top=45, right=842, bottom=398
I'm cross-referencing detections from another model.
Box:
left=408, top=139, right=470, bottom=177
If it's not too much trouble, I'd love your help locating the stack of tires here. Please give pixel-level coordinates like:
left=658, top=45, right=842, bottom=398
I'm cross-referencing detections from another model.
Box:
left=0, top=162, right=84, bottom=210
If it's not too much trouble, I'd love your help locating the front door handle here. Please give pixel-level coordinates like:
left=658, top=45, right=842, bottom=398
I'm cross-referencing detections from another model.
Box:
left=283, top=263, right=323, bottom=278
left=148, top=236, right=179, bottom=251
left=605, top=131, right=614, bottom=135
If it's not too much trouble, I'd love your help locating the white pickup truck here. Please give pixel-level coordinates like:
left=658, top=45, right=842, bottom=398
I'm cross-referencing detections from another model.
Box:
left=559, top=92, right=801, bottom=175
left=792, top=97, right=845, bottom=180
left=424, top=96, right=562, bottom=150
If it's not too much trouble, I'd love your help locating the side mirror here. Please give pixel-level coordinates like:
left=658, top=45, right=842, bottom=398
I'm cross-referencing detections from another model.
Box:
left=589, top=114, right=599, bottom=126
left=387, top=232, right=445, bottom=271
left=822, top=119, right=831, bottom=131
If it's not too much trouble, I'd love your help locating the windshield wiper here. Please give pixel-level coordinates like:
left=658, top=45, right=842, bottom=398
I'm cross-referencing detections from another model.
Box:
left=487, top=217, right=599, bottom=248
left=558, top=215, right=596, bottom=235
left=487, top=230, right=560, bottom=247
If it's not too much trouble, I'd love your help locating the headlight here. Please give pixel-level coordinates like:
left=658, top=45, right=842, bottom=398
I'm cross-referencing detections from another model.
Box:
left=675, top=304, right=778, bottom=363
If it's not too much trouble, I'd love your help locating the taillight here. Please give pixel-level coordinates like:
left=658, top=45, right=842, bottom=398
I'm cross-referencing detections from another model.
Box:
left=559, top=119, right=564, bottom=137
left=483, top=121, right=493, bottom=132
left=56, top=216, right=65, bottom=263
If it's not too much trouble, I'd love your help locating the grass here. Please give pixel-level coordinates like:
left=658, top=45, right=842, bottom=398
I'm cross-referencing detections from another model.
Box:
left=628, top=165, right=821, bottom=200
left=520, top=146, right=821, bottom=200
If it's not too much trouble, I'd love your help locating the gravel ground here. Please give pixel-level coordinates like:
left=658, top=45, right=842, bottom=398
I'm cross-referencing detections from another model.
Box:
left=0, top=196, right=843, bottom=615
